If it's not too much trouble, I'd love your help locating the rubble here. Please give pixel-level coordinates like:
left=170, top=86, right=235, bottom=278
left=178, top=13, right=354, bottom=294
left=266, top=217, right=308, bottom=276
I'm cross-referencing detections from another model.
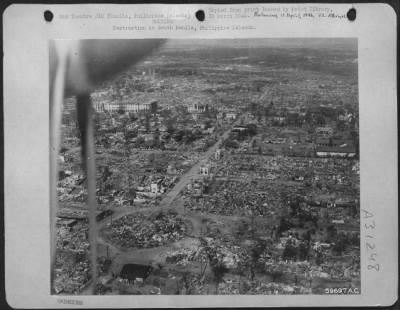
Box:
left=54, top=39, right=360, bottom=295
left=104, top=211, right=187, bottom=248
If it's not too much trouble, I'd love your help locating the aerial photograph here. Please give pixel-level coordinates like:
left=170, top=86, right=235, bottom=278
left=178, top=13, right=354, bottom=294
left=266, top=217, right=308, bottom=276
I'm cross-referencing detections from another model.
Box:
left=52, top=38, right=360, bottom=295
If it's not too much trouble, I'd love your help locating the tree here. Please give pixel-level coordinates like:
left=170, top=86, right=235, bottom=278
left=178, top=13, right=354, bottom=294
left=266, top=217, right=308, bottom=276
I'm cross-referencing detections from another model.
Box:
left=180, top=272, right=194, bottom=295
left=236, top=261, right=248, bottom=293
left=128, top=112, right=138, bottom=122
left=246, top=124, right=257, bottom=136
left=315, top=249, right=324, bottom=265
left=117, top=105, right=125, bottom=115
left=288, top=113, right=300, bottom=126
left=150, top=101, right=158, bottom=114
left=326, top=225, right=337, bottom=241
left=271, top=269, right=283, bottom=282
left=332, top=235, right=348, bottom=256
left=250, top=211, right=256, bottom=239
left=236, top=220, right=248, bottom=238
left=153, top=128, right=160, bottom=148
left=211, top=262, right=229, bottom=294
left=336, top=119, right=346, bottom=131
left=316, top=114, right=326, bottom=125
left=297, top=241, right=309, bottom=261
left=263, top=105, right=270, bottom=119
left=135, top=136, right=145, bottom=148
left=250, top=244, right=263, bottom=267
left=249, top=102, right=258, bottom=114
left=302, top=230, right=312, bottom=242
left=280, top=191, right=289, bottom=204
left=223, top=138, right=239, bottom=149
left=282, top=241, right=297, bottom=261
left=98, top=165, right=112, bottom=193
left=145, top=113, right=151, bottom=132
left=277, top=217, right=291, bottom=235
left=165, top=117, right=176, bottom=133
left=305, top=111, right=313, bottom=124
left=257, top=110, right=263, bottom=123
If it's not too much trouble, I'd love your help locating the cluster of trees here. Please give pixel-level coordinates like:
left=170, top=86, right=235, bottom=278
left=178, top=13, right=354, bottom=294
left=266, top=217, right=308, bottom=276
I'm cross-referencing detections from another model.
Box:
left=93, top=106, right=221, bottom=152
left=326, top=225, right=359, bottom=255
left=223, top=124, right=258, bottom=149
left=289, top=204, right=319, bottom=226
left=276, top=217, right=294, bottom=236
left=222, top=137, right=239, bottom=149
left=247, top=101, right=274, bottom=121
left=304, top=111, right=326, bottom=126
left=231, top=124, right=258, bottom=139
left=194, top=240, right=230, bottom=294
left=282, top=239, right=311, bottom=262
left=170, top=129, right=204, bottom=145
left=246, top=101, right=334, bottom=128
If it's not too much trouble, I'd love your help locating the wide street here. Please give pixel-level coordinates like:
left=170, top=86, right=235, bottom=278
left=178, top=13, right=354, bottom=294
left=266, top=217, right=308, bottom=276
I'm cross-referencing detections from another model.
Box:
left=90, top=121, right=241, bottom=283
left=96, top=119, right=239, bottom=232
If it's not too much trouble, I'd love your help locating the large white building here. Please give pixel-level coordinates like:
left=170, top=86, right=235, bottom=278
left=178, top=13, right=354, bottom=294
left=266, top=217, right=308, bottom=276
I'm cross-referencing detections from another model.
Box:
left=316, top=146, right=356, bottom=158
left=225, top=111, right=237, bottom=120
left=93, top=101, right=155, bottom=113
left=187, top=103, right=208, bottom=113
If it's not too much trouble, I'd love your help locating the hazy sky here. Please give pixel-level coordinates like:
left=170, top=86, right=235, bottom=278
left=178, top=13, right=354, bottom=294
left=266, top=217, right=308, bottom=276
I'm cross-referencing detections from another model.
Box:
left=163, top=38, right=357, bottom=51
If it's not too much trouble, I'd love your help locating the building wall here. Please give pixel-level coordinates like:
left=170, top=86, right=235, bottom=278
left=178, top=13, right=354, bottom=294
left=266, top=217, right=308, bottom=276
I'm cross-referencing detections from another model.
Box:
left=188, top=103, right=207, bottom=113
left=316, top=151, right=356, bottom=158
left=94, top=102, right=151, bottom=113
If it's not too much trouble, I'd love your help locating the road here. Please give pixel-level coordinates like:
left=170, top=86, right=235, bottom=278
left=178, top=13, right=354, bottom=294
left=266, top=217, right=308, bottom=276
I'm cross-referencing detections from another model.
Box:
left=95, top=121, right=238, bottom=234
left=81, top=122, right=238, bottom=294
left=97, top=121, right=238, bottom=232
left=158, top=123, right=236, bottom=208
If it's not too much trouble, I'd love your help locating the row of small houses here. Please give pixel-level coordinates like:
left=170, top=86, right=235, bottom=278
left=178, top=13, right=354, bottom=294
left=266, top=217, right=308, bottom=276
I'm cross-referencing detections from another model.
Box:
left=314, top=136, right=357, bottom=158
left=207, top=164, right=358, bottom=182
left=315, top=146, right=357, bottom=158
left=232, top=141, right=357, bottom=159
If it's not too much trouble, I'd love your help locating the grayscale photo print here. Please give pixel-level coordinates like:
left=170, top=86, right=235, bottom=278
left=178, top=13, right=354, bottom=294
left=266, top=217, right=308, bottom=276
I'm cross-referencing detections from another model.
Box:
left=50, top=38, right=360, bottom=296
left=4, top=3, right=396, bottom=308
